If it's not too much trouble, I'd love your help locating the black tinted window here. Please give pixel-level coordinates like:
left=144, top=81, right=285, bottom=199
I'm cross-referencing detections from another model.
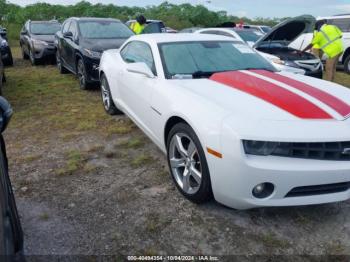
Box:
left=121, top=41, right=156, bottom=75
left=79, top=21, right=133, bottom=39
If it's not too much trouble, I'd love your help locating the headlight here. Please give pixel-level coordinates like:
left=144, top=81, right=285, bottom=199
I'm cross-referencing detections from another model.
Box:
left=0, top=39, right=8, bottom=47
left=243, top=140, right=279, bottom=156
left=84, top=49, right=102, bottom=59
left=271, top=58, right=285, bottom=65
left=32, top=39, right=49, bottom=46
left=284, top=60, right=299, bottom=68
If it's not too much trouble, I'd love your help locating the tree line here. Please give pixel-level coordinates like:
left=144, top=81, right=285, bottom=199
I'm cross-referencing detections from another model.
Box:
left=0, top=0, right=288, bottom=29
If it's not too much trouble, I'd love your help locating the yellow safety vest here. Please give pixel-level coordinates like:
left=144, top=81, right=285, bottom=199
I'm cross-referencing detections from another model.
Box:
left=312, top=24, right=344, bottom=58
left=130, top=22, right=145, bottom=35
left=312, top=30, right=320, bottom=49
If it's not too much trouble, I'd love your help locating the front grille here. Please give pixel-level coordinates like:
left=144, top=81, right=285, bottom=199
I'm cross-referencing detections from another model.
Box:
left=285, top=182, right=350, bottom=197
left=271, top=141, right=350, bottom=161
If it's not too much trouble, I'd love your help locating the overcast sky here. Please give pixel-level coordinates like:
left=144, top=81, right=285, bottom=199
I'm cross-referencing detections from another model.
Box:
left=6, top=0, right=350, bottom=18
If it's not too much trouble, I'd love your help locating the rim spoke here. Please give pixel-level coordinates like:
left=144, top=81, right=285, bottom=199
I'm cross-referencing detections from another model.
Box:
left=182, top=168, right=190, bottom=192
left=175, top=135, right=188, bottom=157
left=190, top=166, right=202, bottom=185
left=187, top=141, right=196, bottom=158
left=170, top=157, right=186, bottom=168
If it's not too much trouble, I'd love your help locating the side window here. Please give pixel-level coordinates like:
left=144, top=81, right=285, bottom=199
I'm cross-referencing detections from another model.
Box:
left=62, top=20, right=71, bottom=34
left=328, top=18, right=350, bottom=32
left=121, top=41, right=157, bottom=75
left=69, top=21, right=78, bottom=39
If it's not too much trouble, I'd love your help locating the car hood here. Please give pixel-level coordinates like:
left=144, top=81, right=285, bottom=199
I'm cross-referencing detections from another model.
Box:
left=254, top=15, right=315, bottom=48
left=32, top=34, right=55, bottom=43
left=173, top=70, right=350, bottom=122
left=80, top=38, right=128, bottom=52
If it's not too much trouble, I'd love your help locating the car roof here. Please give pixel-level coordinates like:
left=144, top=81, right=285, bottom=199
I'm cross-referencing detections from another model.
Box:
left=70, top=17, right=121, bottom=22
left=29, top=20, right=60, bottom=24
left=318, top=15, right=350, bottom=20
left=128, top=33, right=236, bottom=43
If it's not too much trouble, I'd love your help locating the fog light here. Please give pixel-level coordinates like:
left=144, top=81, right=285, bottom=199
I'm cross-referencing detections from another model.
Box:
left=252, top=183, right=274, bottom=199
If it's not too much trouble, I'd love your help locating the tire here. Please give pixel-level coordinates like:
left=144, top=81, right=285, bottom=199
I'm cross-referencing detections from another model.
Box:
left=100, top=74, right=122, bottom=115
left=344, top=55, right=350, bottom=74
left=167, top=123, right=213, bottom=204
left=77, top=58, right=90, bottom=90
left=56, top=50, right=68, bottom=74
left=29, top=49, right=38, bottom=66
left=21, top=46, right=29, bottom=60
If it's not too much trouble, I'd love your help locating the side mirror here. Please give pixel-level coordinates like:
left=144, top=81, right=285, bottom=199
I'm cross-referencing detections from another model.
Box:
left=126, top=62, right=155, bottom=78
left=20, top=30, right=27, bottom=35
left=63, top=31, right=73, bottom=39
left=0, top=97, right=12, bottom=133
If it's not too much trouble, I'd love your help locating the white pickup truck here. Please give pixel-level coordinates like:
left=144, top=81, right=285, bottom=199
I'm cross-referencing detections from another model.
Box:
left=290, top=14, right=350, bottom=73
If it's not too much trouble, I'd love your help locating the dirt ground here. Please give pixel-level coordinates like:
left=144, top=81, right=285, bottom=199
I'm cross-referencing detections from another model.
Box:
left=3, top=47, right=350, bottom=260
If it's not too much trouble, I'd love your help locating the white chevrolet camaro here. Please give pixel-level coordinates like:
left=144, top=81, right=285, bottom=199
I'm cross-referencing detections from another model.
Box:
left=99, top=33, right=350, bottom=210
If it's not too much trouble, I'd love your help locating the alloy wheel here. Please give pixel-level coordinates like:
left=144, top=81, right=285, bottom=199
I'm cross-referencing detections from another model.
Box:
left=101, top=78, right=110, bottom=110
left=56, top=52, right=61, bottom=70
left=169, top=133, right=202, bottom=195
left=77, top=61, right=86, bottom=88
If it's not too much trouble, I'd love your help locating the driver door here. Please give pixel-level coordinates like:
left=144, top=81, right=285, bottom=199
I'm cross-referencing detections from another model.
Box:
left=118, top=41, right=157, bottom=135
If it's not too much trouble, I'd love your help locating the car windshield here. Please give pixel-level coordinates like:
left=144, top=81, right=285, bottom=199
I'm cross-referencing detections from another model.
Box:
left=79, top=21, right=134, bottom=39
left=159, top=41, right=276, bottom=79
left=234, top=30, right=263, bottom=43
left=30, top=23, right=61, bottom=35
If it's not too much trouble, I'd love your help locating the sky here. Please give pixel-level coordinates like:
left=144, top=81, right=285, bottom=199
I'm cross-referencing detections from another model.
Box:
left=7, top=0, right=350, bottom=18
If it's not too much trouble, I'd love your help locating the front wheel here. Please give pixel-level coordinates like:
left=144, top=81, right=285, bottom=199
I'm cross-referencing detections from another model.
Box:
left=77, top=59, right=90, bottom=90
left=56, top=50, right=68, bottom=74
left=100, top=74, right=122, bottom=115
left=167, top=123, right=213, bottom=204
left=29, top=49, right=38, bottom=66
left=344, top=55, right=350, bottom=74
left=21, top=46, right=29, bottom=60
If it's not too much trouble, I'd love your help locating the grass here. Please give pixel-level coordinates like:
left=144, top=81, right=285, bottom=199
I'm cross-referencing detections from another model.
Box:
left=3, top=47, right=135, bottom=146
left=131, top=153, right=155, bottom=168
left=56, top=149, right=86, bottom=176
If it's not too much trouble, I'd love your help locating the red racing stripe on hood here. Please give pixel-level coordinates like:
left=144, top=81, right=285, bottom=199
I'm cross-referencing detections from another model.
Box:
left=253, top=70, right=350, bottom=117
left=210, top=71, right=333, bottom=119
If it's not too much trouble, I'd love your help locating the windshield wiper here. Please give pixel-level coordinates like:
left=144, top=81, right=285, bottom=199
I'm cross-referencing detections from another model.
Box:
left=192, top=71, right=216, bottom=79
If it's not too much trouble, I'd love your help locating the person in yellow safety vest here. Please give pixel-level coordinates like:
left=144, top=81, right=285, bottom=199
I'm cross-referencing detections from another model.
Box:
left=302, top=20, right=344, bottom=82
left=311, top=30, right=323, bottom=59
left=130, top=15, right=146, bottom=35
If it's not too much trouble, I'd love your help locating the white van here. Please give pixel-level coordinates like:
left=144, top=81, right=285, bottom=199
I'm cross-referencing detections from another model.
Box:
left=290, top=15, right=350, bottom=73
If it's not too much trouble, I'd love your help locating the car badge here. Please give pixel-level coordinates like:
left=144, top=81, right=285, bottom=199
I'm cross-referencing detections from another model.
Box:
left=342, top=148, right=350, bottom=155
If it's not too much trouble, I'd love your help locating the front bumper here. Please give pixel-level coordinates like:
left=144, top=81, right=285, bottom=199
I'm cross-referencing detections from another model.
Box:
left=208, top=120, right=350, bottom=210
left=83, top=56, right=100, bottom=82
left=32, top=45, right=56, bottom=60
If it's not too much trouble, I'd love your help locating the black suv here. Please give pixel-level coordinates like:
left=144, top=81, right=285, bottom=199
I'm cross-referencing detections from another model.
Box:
left=55, top=17, right=134, bottom=89
left=20, top=20, right=61, bottom=65
left=0, top=35, right=12, bottom=67
left=0, top=97, right=24, bottom=261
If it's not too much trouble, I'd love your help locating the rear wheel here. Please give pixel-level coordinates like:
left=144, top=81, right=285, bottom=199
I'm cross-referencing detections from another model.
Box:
left=344, top=55, right=350, bottom=74
left=100, top=74, right=122, bottom=115
left=167, top=123, right=213, bottom=204
left=77, top=59, right=90, bottom=90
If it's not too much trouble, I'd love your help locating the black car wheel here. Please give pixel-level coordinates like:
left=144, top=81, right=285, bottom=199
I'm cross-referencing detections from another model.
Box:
left=21, top=46, right=28, bottom=60
left=100, top=74, right=122, bottom=115
left=77, top=59, right=90, bottom=90
left=56, top=51, right=68, bottom=74
left=29, top=49, right=37, bottom=66
left=167, top=123, right=213, bottom=204
left=344, top=55, right=350, bottom=74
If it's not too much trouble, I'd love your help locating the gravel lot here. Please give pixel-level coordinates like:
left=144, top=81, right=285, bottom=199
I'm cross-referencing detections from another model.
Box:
left=3, top=47, right=350, bottom=260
